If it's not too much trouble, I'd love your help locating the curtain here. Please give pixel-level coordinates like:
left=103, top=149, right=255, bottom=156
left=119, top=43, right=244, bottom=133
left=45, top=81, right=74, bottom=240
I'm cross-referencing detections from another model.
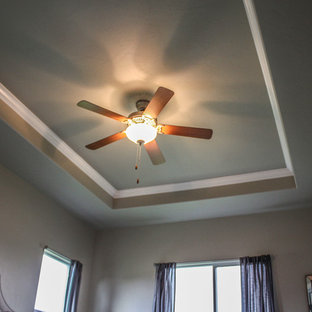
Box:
left=64, top=260, right=83, bottom=312
left=153, top=263, right=176, bottom=312
left=240, top=255, right=275, bottom=312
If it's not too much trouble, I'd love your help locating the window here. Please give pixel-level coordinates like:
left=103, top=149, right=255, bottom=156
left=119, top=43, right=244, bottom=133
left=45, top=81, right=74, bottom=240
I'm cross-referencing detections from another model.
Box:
left=34, top=248, right=71, bottom=312
left=175, top=260, right=241, bottom=312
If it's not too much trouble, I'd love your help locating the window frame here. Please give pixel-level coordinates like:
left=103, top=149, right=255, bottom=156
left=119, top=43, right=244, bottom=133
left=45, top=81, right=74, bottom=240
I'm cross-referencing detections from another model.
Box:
left=43, top=247, right=72, bottom=266
left=34, top=247, right=72, bottom=312
left=176, top=259, right=241, bottom=312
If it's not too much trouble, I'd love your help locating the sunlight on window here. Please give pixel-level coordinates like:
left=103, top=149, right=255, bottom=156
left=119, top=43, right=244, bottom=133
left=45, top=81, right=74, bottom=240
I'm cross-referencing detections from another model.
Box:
left=175, top=266, right=214, bottom=312
left=216, top=266, right=241, bottom=312
left=34, top=252, right=70, bottom=312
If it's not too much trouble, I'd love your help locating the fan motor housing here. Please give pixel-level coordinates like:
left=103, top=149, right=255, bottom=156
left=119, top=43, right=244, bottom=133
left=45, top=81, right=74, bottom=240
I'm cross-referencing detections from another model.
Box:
left=128, top=100, right=158, bottom=124
left=128, top=111, right=144, bottom=119
left=135, top=99, right=150, bottom=111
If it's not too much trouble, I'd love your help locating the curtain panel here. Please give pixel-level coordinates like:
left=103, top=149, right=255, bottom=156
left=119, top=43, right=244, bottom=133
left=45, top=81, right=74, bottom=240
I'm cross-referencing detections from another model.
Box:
left=153, top=263, right=176, bottom=312
left=64, top=260, right=83, bottom=312
left=240, top=255, right=275, bottom=312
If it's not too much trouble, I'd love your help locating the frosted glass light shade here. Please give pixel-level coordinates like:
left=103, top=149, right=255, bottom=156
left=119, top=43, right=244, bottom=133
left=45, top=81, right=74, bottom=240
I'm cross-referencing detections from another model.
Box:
left=125, top=123, right=157, bottom=144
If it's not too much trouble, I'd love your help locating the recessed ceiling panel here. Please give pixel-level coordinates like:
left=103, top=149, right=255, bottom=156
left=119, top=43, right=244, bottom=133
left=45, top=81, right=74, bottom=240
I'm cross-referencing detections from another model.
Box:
left=0, top=0, right=285, bottom=190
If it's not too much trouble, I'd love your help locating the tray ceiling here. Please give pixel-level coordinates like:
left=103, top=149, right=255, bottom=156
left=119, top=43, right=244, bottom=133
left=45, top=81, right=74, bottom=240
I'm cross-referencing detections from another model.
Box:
left=0, top=0, right=297, bottom=213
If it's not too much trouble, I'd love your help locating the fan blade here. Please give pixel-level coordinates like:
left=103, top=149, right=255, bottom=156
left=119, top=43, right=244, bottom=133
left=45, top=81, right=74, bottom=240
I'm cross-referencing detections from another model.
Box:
left=143, top=87, right=174, bottom=118
left=77, top=100, right=128, bottom=123
left=86, top=131, right=126, bottom=150
left=160, top=125, right=213, bottom=139
left=144, top=140, right=166, bottom=165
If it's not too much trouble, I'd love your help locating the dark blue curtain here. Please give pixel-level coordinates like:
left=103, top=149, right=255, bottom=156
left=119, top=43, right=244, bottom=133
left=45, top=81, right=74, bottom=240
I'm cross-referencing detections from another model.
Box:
left=64, top=260, right=83, bottom=312
left=153, top=263, right=176, bottom=312
left=240, top=255, right=275, bottom=312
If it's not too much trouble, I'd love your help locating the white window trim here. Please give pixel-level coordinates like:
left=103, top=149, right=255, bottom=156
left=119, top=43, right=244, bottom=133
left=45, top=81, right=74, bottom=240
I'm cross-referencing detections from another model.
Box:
left=44, top=247, right=71, bottom=266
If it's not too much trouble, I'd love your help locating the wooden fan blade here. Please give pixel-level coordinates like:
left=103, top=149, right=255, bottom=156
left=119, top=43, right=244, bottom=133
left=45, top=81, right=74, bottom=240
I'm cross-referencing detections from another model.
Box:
left=77, top=100, right=128, bottom=123
left=160, top=125, right=213, bottom=139
left=143, top=87, right=174, bottom=119
left=86, top=131, right=126, bottom=150
left=144, top=140, right=166, bottom=165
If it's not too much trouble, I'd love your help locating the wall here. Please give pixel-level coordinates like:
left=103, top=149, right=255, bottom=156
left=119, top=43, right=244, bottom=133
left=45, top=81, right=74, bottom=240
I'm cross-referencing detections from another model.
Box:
left=0, top=164, right=96, bottom=312
left=90, top=207, right=312, bottom=312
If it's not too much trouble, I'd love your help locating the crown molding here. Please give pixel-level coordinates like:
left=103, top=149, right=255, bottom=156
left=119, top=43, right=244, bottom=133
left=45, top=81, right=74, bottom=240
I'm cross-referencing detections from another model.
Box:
left=114, top=168, right=293, bottom=198
left=243, top=0, right=294, bottom=174
left=0, top=84, right=117, bottom=197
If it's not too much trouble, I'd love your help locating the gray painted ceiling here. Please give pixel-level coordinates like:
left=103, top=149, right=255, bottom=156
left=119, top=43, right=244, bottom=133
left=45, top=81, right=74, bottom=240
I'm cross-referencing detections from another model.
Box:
left=0, top=0, right=284, bottom=189
left=0, top=0, right=312, bottom=227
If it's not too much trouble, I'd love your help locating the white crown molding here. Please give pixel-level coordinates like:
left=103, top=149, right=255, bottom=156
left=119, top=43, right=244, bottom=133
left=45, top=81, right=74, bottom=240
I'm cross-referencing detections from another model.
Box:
left=0, top=84, right=117, bottom=197
left=243, top=0, right=294, bottom=173
left=114, top=168, right=293, bottom=198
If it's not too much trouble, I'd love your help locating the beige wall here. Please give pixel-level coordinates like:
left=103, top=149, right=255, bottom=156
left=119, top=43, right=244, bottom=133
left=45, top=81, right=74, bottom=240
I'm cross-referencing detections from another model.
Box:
left=0, top=164, right=96, bottom=312
left=90, top=207, right=312, bottom=312
left=1, top=159, right=311, bottom=312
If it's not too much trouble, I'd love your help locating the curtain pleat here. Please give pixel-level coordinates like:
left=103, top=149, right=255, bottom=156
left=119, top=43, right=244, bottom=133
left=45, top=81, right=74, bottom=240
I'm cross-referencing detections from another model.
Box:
left=64, top=260, right=83, bottom=312
left=153, top=263, right=176, bottom=312
left=240, top=255, right=275, bottom=312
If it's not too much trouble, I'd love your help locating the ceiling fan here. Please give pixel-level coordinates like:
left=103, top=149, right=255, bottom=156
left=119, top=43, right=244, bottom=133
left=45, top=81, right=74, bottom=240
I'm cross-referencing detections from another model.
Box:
left=77, top=87, right=213, bottom=166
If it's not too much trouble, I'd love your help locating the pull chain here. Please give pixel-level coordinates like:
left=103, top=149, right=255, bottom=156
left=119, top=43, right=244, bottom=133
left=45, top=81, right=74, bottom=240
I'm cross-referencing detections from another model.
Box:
left=135, top=140, right=143, bottom=184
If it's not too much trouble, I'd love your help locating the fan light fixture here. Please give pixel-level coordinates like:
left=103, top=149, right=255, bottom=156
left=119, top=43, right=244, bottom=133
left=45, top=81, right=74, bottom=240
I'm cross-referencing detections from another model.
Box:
left=125, top=115, right=157, bottom=144
left=77, top=86, right=213, bottom=183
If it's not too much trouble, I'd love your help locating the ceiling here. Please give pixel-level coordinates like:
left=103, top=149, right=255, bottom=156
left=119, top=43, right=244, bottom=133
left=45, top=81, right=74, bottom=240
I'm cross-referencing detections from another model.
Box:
left=0, top=0, right=311, bottom=227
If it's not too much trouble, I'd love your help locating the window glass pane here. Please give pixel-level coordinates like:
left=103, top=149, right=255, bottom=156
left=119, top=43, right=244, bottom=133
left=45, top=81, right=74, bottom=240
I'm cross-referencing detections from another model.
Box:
left=34, top=252, right=70, bottom=312
left=216, top=266, right=241, bottom=312
left=175, top=266, right=214, bottom=312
